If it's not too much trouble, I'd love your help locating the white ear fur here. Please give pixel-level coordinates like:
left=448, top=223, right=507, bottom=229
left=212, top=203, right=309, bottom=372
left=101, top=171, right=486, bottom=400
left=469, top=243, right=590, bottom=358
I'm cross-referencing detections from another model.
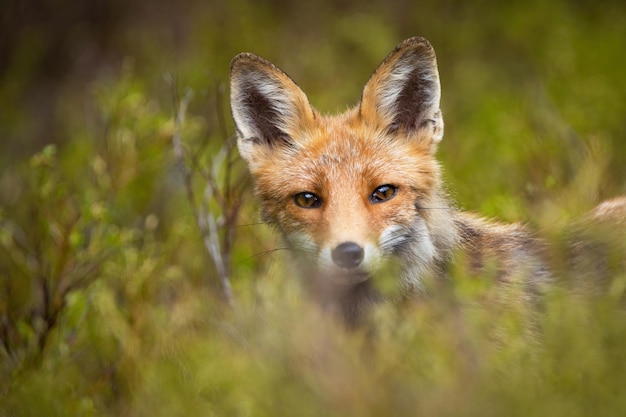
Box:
left=360, top=37, right=443, bottom=144
left=230, top=53, right=315, bottom=165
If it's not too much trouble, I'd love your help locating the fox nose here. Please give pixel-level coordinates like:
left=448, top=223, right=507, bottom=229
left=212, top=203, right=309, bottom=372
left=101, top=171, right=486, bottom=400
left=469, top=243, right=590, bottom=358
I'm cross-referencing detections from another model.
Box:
left=331, top=241, right=364, bottom=269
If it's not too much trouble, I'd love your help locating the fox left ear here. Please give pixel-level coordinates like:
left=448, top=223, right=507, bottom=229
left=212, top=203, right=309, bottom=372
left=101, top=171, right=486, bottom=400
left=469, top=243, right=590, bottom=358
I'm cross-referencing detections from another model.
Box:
left=230, top=53, right=316, bottom=169
left=359, top=37, right=443, bottom=148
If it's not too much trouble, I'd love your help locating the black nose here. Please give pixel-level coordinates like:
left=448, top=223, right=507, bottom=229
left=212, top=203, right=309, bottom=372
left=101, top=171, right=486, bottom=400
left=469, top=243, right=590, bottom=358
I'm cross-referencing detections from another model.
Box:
left=331, top=241, right=364, bottom=269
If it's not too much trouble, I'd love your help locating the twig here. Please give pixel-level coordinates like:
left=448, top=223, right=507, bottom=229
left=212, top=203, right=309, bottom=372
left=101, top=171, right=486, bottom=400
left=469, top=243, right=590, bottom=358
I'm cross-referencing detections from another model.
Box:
left=200, top=180, right=234, bottom=304
left=171, top=82, right=237, bottom=306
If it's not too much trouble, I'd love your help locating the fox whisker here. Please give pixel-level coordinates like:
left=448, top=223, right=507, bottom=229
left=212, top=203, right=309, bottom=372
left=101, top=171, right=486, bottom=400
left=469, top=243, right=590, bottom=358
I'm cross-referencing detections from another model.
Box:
left=217, top=221, right=268, bottom=231
left=240, top=247, right=290, bottom=264
left=418, top=207, right=457, bottom=210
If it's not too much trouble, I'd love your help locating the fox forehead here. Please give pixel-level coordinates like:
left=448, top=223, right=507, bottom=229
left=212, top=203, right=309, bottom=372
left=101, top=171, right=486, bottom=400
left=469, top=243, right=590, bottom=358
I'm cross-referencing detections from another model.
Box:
left=253, top=114, right=439, bottom=197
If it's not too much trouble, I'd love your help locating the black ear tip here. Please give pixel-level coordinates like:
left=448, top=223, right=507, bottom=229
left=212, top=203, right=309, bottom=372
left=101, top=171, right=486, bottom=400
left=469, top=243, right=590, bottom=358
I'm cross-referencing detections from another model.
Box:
left=230, top=52, right=277, bottom=75
left=400, top=36, right=433, bottom=49
left=230, top=53, right=253, bottom=73
left=392, top=37, right=436, bottom=61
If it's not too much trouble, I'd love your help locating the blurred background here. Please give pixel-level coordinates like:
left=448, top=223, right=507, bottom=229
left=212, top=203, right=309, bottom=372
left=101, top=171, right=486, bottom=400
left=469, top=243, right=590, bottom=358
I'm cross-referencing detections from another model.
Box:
left=3, top=0, right=626, bottom=212
left=1, top=0, right=625, bottom=416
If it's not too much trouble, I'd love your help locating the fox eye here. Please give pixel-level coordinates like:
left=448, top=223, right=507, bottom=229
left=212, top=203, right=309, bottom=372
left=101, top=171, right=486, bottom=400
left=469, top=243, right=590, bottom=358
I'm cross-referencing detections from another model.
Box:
left=294, top=192, right=322, bottom=209
left=370, top=184, right=397, bottom=203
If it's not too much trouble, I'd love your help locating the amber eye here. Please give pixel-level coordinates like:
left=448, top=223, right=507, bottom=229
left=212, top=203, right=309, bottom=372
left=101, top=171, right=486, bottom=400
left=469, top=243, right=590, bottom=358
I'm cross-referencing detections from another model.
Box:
left=370, top=184, right=398, bottom=203
left=294, top=192, right=322, bottom=209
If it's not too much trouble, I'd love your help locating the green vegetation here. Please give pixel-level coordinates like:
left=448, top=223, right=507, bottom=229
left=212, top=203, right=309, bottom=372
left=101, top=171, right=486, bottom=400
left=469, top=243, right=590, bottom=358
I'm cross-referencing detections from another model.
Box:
left=1, top=0, right=625, bottom=415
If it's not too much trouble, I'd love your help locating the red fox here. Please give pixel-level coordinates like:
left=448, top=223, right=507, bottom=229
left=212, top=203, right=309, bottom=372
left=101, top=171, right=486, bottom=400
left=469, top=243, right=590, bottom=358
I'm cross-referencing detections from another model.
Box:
left=230, top=37, right=625, bottom=323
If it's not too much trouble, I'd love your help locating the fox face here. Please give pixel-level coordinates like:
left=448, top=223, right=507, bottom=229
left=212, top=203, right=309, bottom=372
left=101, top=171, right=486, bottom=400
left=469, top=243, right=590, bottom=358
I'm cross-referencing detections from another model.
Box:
left=230, top=38, right=456, bottom=289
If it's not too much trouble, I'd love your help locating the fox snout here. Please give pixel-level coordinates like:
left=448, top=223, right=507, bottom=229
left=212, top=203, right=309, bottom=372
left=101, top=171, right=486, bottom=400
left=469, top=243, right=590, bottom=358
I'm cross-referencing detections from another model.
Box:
left=331, top=241, right=365, bottom=269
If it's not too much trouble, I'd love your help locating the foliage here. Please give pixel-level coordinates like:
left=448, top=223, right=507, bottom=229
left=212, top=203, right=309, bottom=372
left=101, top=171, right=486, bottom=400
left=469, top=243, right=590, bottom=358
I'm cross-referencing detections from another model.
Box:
left=1, top=0, right=626, bottom=415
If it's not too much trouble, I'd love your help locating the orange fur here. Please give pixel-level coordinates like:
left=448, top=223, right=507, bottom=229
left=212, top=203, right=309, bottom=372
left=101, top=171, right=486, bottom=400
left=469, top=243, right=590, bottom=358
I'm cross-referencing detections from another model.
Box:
left=230, top=37, right=623, bottom=324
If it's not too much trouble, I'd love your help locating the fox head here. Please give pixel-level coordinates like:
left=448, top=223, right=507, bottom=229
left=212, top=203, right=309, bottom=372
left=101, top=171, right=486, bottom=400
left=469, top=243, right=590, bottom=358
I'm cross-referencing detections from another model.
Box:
left=230, top=37, right=455, bottom=289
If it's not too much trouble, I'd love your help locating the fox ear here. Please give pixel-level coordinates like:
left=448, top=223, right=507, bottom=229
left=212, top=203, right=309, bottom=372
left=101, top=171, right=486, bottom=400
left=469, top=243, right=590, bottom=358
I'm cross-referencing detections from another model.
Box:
left=359, top=37, right=443, bottom=146
left=230, top=53, right=316, bottom=167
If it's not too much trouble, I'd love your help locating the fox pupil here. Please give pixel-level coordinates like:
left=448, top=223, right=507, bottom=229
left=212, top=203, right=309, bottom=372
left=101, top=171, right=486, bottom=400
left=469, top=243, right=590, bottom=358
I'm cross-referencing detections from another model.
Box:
left=294, top=192, right=322, bottom=208
left=371, top=185, right=397, bottom=203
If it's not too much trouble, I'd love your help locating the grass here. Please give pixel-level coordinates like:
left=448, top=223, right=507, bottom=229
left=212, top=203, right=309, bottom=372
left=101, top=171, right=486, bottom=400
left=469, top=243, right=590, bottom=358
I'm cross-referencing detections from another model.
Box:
left=1, top=0, right=626, bottom=415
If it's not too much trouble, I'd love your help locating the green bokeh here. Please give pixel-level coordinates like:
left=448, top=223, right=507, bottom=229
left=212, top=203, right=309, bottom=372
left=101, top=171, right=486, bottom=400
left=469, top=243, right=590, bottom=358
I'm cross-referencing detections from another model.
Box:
left=1, top=1, right=625, bottom=415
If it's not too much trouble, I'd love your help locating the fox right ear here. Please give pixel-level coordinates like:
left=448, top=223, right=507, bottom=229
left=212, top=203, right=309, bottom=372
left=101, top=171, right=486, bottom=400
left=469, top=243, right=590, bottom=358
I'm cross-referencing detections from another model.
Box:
left=359, top=37, right=443, bottom=147
left=230, top=53, right=316, bottom=167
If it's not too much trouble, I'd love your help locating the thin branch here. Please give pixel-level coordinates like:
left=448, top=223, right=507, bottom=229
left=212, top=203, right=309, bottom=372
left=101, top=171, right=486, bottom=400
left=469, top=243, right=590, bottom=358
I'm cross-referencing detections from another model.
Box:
left=200, top=180, right=234, bottom=304
left=172, top=88, right=200, bottom=220
left=171, top=84, right=236, bottom=305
